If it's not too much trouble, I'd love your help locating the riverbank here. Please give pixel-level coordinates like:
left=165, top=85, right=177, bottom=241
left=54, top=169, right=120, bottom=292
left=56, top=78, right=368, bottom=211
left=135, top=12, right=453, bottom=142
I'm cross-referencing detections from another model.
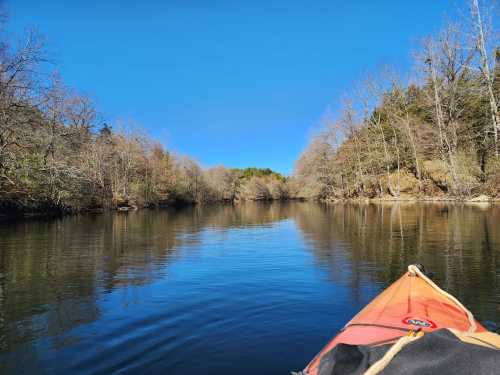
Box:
left=0, top=197, right=299, bottom=220
left=322, top=194, right=500, bottom=204
left=3, top=194, right=499, bottom=221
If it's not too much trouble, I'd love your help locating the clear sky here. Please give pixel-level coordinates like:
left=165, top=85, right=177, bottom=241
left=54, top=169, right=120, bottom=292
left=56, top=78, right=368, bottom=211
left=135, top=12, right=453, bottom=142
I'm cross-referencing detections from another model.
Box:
left=6, top=0, right=466, bottom=174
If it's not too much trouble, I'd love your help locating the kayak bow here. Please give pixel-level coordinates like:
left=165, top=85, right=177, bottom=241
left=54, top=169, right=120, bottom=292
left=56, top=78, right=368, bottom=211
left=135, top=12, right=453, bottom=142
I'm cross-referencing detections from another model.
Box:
left=302, top=264, right=488, bottom=375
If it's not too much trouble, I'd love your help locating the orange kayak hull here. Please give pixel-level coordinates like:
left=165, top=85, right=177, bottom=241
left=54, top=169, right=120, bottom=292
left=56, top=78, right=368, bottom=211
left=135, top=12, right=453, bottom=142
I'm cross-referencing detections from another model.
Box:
left=304, top=270, right=486, bottom=375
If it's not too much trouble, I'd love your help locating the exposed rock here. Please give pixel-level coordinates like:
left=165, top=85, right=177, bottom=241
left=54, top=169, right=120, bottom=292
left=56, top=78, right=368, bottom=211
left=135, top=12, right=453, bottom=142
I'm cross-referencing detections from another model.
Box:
left=467, top=194, right=492, bottom=202
left=380, top=170, right=421, bottom=195
left=422, top=160, right=451, bottom=191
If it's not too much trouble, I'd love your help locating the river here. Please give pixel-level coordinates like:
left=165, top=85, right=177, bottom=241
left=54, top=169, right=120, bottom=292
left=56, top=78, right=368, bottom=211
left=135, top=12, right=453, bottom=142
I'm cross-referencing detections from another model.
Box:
left=0, top=202, right=499, bottom=374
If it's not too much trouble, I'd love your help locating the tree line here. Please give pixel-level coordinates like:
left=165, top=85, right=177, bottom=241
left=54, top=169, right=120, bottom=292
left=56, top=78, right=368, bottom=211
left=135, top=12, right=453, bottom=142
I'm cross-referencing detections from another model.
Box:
left=0, top=16, right=291, bottom=214
left=2, top=1, right=499, bottom=215
left=294, top=0, right=500, bottom=200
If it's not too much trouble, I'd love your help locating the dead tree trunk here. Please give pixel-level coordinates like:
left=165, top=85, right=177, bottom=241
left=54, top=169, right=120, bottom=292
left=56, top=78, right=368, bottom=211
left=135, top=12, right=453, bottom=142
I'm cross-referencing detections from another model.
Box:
left=471, top=0, right=500, bottom=157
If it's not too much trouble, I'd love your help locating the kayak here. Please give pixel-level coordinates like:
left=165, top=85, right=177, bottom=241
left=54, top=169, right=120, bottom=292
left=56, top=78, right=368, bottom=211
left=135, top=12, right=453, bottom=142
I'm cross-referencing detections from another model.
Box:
left=301, top=264, right=496, bottom=375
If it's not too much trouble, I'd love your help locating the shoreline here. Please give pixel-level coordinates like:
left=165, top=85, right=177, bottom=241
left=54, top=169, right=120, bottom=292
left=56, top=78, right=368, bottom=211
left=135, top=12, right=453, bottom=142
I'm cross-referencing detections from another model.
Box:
left=1, top=196, right=499, bottom=221
left=322, top=195, right=500, bottom=204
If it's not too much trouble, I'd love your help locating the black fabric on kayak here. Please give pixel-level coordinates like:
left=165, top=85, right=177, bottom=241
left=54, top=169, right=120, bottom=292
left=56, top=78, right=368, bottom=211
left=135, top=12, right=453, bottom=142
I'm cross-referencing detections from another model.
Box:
left=317, top=329, right=500, bottom=375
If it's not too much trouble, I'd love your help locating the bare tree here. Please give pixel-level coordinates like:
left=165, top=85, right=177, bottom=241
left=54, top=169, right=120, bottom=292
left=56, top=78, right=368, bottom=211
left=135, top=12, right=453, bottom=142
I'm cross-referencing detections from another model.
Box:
left=241, top=176, right=271, bottom=200
left=178, top=157, right=206, bottom=203
left=205, top=166, right=240, bottom=201
left=294, top=136, right=336, bottom=198
left=0, top=30, right=45, bottom=182
left=471, top=0, right=500, bottom=156
left=386, top=78, right=422, bottom=182
left=340, top=100, right=366, bottom=195
left=421, top=24, right=475, bottom=194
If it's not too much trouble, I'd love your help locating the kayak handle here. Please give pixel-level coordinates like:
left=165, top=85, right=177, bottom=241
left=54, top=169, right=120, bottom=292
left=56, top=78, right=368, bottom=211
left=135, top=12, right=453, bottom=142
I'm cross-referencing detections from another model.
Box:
left=413, top=263, right=434, bottom=279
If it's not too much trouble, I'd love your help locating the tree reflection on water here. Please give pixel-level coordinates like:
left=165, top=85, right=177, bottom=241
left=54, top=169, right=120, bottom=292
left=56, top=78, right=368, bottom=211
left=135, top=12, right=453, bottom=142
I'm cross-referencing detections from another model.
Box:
left=0, top=202, right=498, bottom=360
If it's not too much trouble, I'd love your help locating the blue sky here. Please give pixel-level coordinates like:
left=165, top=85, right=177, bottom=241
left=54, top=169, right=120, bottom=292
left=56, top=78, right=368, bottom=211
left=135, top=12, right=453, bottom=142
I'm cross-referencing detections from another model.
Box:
left=6, top=0, right=465, bottom=174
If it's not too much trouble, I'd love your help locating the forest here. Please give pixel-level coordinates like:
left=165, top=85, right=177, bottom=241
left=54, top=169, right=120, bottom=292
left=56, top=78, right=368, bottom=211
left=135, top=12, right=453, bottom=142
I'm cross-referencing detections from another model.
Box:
left=1, top=0, right=499, bottom=215
left=294, top=1, right=500, bottom=201
left=0, top=19, right=290, bottom=213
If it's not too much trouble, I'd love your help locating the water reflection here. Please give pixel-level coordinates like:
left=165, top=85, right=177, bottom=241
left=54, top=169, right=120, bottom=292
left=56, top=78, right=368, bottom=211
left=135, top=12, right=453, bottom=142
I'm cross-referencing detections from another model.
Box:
left=0, top=202, right=499, bottom=373
left=0, top=205, right=293, bottom=350
left=291, top=202, right=500, bottom=322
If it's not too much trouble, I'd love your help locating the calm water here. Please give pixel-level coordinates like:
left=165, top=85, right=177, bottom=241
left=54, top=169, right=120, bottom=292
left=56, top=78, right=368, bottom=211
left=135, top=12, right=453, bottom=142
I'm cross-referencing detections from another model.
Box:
left=0, top=202, right=499, bottom=374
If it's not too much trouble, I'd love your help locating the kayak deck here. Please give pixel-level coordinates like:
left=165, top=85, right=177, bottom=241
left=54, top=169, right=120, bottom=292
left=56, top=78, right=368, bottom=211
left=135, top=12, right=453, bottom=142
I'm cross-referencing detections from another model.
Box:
left=304, top=267, right=486, bottom=375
